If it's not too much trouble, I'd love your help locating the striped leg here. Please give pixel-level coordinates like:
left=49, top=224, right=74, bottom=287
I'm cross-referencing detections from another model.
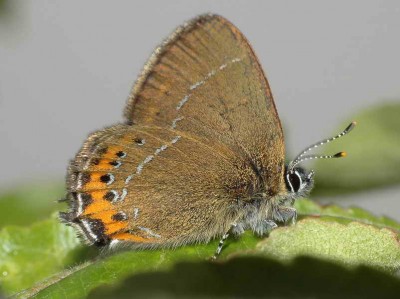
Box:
left=211, top=224, right=237, bottom=260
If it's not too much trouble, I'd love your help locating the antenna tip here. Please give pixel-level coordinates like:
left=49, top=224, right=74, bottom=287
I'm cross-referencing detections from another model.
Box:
left=334, top=151, right=347, bottom=158
left=345, top=121, right=357, bottom=132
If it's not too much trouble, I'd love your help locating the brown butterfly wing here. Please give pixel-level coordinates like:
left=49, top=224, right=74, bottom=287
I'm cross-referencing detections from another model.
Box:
left=125, top=14, right=285, bottom=193
left=64, top=124, right=253, bottom=246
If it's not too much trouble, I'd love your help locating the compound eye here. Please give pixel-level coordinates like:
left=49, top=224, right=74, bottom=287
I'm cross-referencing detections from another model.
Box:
left=288, top=171, right=301, bottom=192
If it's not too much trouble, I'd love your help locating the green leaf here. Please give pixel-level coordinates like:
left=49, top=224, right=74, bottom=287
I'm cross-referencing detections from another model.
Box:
left=87, top=257, right=400, bottom=299
left=0, top=214, right=89, bottom=296
left=13, top=200, right=400, bottom=299
left=295, top=199, right=400, bottom=231
left=256, top=219, right=400, bottom=272
left=313, top=103, right=400, bottom=195
left=0, top=183, right=64, bottom=227
left=14, top=231, right=260, bottom=299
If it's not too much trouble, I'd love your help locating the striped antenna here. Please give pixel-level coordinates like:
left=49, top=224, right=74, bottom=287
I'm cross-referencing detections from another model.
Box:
left=288, top=121, right=356, bottom=171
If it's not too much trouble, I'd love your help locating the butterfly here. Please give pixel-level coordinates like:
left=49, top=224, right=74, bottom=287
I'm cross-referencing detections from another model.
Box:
left=60, top=14, right=355, bottom=256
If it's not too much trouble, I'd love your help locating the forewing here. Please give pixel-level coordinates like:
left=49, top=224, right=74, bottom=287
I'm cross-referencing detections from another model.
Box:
left=125, top=14, right=285, bottom=193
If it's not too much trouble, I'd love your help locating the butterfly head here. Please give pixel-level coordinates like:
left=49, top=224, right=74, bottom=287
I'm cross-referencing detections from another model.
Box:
left=285, top=166, right=314, bottom=196
left=284, top=121, right=356, bottom=196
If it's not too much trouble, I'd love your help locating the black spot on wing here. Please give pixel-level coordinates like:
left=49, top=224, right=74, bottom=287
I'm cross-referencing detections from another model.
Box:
left=112, top=212, right=128, bottom=221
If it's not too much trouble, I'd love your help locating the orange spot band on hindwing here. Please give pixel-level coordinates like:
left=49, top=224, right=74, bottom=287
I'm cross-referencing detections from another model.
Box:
left=82, top=191, right=113, bottom=216
left=105, top=222, right=128, bottom=235
left=90, top=159, right=119, bottom=171
left=87, top=209, right=128, bottom=235
left=102, top=146, right=124, bottom=159
left=82, top=172, right=114, bottom=190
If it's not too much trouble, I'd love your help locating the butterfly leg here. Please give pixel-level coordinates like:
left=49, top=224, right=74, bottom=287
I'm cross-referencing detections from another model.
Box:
left=263, top=220, right=278, bottom=231
left=275, top=207, right=297, bottom=225
left=211, top=223, right=237, bottom=260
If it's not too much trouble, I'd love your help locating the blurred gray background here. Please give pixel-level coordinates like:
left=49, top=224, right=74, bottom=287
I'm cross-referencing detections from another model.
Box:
left=1, top=1, right=399, bottom=218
